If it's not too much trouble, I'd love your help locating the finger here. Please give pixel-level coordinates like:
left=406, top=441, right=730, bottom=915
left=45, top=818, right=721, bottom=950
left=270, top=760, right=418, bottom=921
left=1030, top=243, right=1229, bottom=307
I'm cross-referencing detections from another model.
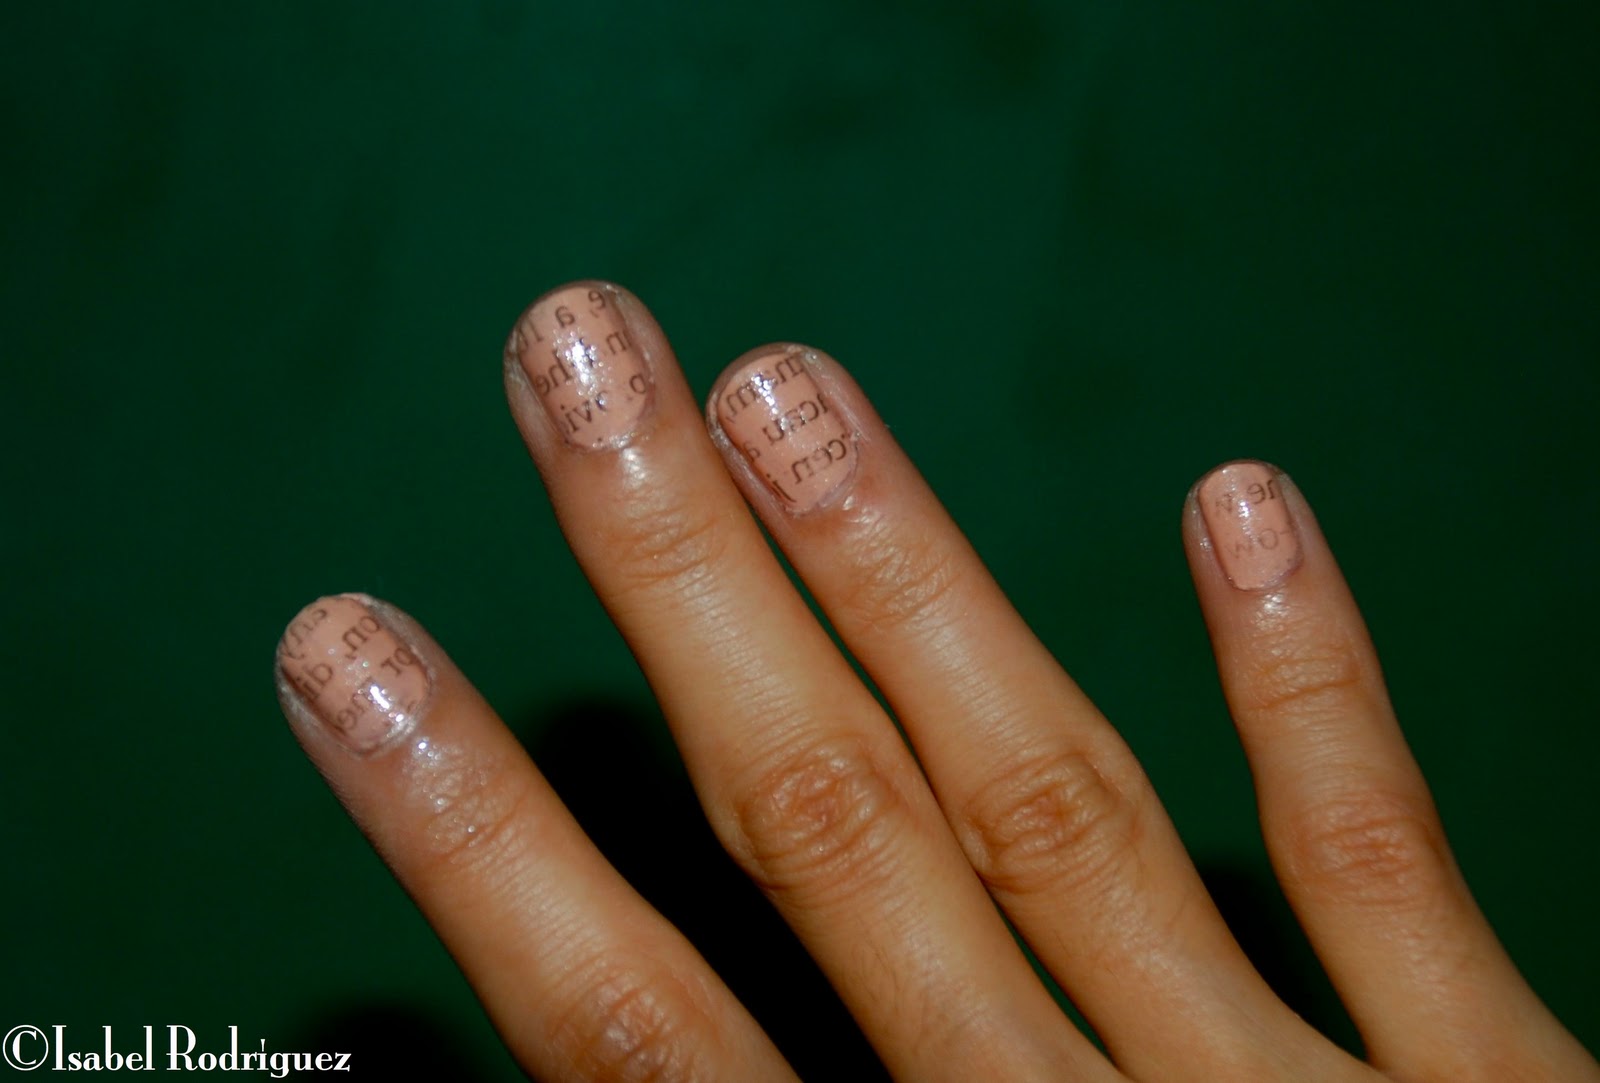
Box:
left=703, top=347, right=1358, bottom=1081
left=1185, top=461, right=1600, bottom=1081
left=275, top=593, right=796, bottom=1083
left=504, top=283, right=1110, bottom=1082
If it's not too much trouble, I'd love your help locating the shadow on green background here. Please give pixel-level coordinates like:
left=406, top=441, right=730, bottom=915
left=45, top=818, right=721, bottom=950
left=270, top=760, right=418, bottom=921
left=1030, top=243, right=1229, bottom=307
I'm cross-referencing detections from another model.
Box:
left=3, top=3, right=1596, bottom=1078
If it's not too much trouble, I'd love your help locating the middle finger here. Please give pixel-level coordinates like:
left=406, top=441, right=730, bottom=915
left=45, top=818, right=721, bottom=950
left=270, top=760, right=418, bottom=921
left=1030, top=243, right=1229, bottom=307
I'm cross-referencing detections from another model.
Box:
left=502, top=282, right=1109, bottom=1083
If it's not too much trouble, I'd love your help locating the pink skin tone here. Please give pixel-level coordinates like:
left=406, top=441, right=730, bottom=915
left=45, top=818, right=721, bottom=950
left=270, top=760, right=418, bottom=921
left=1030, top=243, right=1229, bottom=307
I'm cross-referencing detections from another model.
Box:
left=272, top=280, right=1600, bottom=1083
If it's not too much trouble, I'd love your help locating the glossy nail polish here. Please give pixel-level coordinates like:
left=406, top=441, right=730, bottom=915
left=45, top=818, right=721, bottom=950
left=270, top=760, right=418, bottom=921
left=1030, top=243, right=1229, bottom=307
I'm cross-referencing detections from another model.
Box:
left=509, top=283, right=653, bottom=449
left=277, top=594, right=432, bottom=755
left=1199, top=462, right=1303, bottom=591
left=713, top=346, right=856, bottom=513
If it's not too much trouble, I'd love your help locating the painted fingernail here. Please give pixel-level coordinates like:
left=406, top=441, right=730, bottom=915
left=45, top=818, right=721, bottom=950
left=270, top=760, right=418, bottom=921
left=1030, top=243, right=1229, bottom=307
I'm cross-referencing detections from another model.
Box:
left=508, top=282, right=653, bottom=449
left=1198, top=461, right=1303, bottom=591
left=276, top=594, right=432, bottom=755
left=711, top=345, right=857, bottom=513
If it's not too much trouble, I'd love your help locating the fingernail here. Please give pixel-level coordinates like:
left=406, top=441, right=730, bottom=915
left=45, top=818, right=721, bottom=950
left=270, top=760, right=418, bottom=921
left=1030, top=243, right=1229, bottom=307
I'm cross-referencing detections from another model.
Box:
left=1198, top=461, right=1303, bottom=591
left=508, top=282, right=654, bottom=449
left=711, top=345, right=857, bottom=513
left=276, top=594, right=432, bottom=755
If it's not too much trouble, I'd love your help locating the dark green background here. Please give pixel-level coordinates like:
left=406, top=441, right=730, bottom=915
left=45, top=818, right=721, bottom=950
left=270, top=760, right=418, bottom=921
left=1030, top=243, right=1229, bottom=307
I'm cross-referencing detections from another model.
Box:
left=3, top=3, right=1596, bottom=1078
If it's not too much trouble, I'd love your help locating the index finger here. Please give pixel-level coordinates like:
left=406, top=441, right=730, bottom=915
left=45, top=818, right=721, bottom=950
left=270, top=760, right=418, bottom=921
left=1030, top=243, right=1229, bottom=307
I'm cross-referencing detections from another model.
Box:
left=275, top=592, right=797, bottom=1082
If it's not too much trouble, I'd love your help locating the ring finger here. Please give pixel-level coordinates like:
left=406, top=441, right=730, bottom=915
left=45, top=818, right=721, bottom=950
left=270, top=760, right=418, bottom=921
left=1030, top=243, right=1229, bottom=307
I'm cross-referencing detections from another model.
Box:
left=702, top=344, right=1368, bottom=1081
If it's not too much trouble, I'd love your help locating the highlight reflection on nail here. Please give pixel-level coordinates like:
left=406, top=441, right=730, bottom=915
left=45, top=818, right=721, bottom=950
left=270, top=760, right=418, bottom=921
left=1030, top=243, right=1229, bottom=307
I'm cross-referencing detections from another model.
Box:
left=1199, top=462, right=1303, bottom=591
left=713, top=346, right=856, bottom=513
left=509, top=283, right=653, bottom=449
left=277, top=594, right=432, bottom=755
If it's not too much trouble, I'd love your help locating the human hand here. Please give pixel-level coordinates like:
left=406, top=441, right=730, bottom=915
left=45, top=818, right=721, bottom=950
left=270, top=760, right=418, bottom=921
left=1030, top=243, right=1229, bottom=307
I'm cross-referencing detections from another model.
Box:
left=275, top=282, right=1600, bottom=1081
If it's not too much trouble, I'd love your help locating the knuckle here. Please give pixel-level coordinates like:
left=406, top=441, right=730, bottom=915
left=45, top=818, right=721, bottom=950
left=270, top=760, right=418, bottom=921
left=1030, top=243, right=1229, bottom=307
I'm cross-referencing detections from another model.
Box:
left=1238, top=639, right=1370, bottom=724
left=600, top=490, right=733, bottom=596
left=410, top=746, right=534, bottom=878
left=726, top=735, right=909, bottom=906
left=1278, top=789, right=1451, bottom=911
left=549, top=960, right=713, bottom=1083
left=837, top=513, right=966, bottom=634
left=955, top=746, right=1142, bottom=899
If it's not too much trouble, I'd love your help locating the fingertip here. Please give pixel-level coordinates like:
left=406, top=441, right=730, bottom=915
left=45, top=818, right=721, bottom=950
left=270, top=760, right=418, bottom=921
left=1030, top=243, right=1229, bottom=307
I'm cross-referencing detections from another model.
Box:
left=705, top=342, right=862, bottom=516
left=274, top=591, right=435, bottom=759
left=503, top=279, right=663, bottom=453
left=1189, top=459, right=1305, bottom=593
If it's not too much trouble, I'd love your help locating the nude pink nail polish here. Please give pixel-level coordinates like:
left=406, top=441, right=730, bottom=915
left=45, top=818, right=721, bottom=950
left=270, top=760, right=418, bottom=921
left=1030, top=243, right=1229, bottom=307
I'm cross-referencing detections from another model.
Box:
left=508, top=283, right=653, bottom=449
left=712, top=346, right=857, bottom=514
left=1198, top=462, right=1303, bottom=591
left=277, top=595, right=432, bottom=755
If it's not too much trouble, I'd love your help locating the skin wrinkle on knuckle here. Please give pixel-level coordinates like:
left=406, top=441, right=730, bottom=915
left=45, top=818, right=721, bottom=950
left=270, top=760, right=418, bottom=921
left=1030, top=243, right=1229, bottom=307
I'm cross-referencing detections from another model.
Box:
left=546, top=956, right=716, bottom=1083
left=1277, top=788, right=1453, bottom=913
left=726, top=734, right=912, bottom=908
left=598, top=482, right=737, bottom=598
left=955, top=746, right=1145, bottom=903
left=835, top=506, right=967, bottom=636
left=425, top=778, right=536, bottom=890
left=627, top=574, right=749, bottom=660
left=401, top=739, right=534, bottom=879
left=1236, top=633, right=1373, bottom=726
